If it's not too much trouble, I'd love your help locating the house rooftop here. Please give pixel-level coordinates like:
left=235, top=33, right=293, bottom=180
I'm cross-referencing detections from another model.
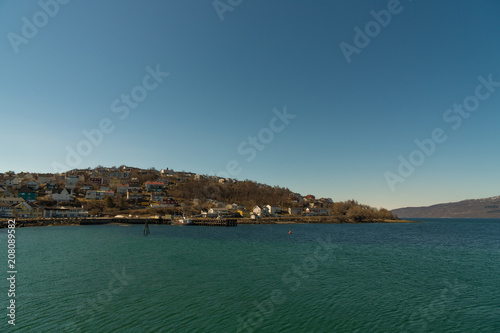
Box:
left=18, top=186, right=34, bottom=193
left=0, top=197, right=26, bottom=203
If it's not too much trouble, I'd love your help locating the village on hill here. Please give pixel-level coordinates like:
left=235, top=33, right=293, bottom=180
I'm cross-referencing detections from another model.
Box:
left=0, top=166, right=396, bottom=222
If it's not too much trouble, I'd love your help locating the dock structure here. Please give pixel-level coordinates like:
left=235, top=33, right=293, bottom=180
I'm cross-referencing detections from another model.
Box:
left=192, top=218, right=237, bottom=227
left=0, top=217, right=238, bottom=228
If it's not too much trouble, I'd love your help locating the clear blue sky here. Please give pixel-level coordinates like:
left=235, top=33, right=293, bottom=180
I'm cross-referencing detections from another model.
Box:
left=1, top=0, right=499, bottom=209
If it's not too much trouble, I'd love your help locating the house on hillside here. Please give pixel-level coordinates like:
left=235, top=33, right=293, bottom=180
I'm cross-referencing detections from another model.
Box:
left=51, top=188, right=73, bottom=202
left=265, top=205, right=282, bottom=215
left=37, top=174, right=53, bottom=184
left=151, top=197, right=177, bottom=208
left=18, top=186, right=37, bottom=202
left=126, top=190, right=142, bottom=201
left=252, top=205, right=269, bottom=217
left=0, top=203, right=13, bottom=217
left=201, top=208, right=229, bottom=217
left=128, top=178, right=140, bottom=187
left=288, top=207, right=303, bottom=215
left=116, top=184, right=130, bottom=195
left=226, top=203, right=244, bottom=211
left=162, top=198, right=177, bottom=207
left=0, top=197, right=26, bottom=205
left=85, top=190, right=114, bottom=200
left=89, top=177, right=105, bottom=185
left=161, top=168, right=174, bottom=175
left=13, top=202, right=42, bottom=218
left=150, top=193, right=165, bottom=202
left=117, top=184, right=141, bottom=195
left=145, top=181, right=164, bottom=192
left=27, top=181, right=39, bottom=190
left=65, top=175, right=81, bottom=189
left=2, top=177, right=19, bottom=188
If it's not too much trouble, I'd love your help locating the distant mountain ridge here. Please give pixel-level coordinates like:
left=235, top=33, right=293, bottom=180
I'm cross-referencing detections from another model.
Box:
left=392, top=195, right=500, bottom=218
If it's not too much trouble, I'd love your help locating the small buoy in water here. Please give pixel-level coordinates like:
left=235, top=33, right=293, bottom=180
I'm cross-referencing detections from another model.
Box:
left=289, top=229, right=292, bottom=235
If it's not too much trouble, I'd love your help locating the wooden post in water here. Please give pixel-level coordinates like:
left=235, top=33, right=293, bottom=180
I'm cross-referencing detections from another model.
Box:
left=143, top=220, right=150, bottom=236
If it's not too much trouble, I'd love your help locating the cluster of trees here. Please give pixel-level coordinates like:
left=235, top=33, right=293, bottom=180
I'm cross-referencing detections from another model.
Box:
left=169, top=180, right=397, bottom=220
left=170, top=179, right=293, bottom=209
left=331, top=200, right=396, bottom=221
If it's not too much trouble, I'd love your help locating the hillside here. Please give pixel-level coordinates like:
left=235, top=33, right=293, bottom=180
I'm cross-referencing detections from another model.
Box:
left=0, top=166, right=398, bottom=221
left=392, top=196, right=500, bottom=218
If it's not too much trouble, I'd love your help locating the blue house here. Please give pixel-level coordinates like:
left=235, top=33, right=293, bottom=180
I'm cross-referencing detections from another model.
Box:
left=18, top=186, right=37, bottom=203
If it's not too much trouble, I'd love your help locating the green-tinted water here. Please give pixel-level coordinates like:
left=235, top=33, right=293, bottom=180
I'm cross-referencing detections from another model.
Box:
left=2, top=219, right=500, bottom=332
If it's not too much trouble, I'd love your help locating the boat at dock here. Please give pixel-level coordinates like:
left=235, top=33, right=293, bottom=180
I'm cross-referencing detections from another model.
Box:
left=172, top=214, right=194, bottom=225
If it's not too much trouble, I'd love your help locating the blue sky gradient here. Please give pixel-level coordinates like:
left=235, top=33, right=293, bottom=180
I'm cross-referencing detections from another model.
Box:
left=1, top=0, right=499, bottom=209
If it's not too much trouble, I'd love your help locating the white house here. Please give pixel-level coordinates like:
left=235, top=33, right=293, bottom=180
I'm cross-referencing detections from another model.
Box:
left=209, top=208, right=228, bottom=215
left=265, top=205, right=282, bottom=215
left=201, top=207, right=229, bottom=217
left=51, top=188, right=73, bottom=202
left=252, top=205, right=269, bottom=217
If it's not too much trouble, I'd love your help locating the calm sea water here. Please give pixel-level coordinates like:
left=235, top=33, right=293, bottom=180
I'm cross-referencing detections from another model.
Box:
left=2, top=219, right=500, bottom=332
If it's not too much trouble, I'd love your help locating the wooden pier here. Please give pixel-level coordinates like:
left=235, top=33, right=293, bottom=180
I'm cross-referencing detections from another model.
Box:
left=0, top=217, right=237, bottom=228
left=192, top=218, right=237, bottom=227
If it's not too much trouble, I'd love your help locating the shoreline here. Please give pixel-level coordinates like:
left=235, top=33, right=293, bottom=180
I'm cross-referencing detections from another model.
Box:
left=0, top=217, right=417, bottom=228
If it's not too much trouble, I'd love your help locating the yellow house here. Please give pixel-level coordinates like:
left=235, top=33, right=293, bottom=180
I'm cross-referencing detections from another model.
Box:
left=13, top=202, right=42, bottom=218
left=110, top=178, right=121, bottom=186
